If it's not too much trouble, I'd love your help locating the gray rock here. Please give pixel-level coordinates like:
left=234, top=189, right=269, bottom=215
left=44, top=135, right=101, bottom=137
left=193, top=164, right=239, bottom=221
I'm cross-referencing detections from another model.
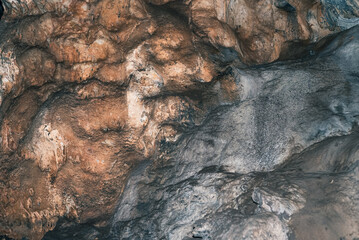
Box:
left=274, top=0, right=296, bottom=12
left=107, top=26, right=359, bottom=240
left=321, top=0, right=359, bottom=29
left=252, top=185, right=306, bottom=219
left=220, top=213, right=290, bottom=240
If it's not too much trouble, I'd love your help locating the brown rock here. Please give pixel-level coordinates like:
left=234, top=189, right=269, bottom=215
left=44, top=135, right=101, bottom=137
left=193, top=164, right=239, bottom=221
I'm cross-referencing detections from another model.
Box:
left=0, top=0, right=356, bottom=239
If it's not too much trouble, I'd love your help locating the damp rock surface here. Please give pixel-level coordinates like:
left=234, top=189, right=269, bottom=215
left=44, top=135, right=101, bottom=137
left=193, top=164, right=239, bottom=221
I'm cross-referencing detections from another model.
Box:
left=0, top=0, right=358, bottom=239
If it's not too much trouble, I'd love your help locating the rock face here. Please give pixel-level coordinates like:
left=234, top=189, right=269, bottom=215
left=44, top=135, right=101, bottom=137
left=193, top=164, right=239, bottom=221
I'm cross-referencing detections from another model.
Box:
left=107, top=26, right=359, bottom=240
left=0, top=0, right=358, bottom=239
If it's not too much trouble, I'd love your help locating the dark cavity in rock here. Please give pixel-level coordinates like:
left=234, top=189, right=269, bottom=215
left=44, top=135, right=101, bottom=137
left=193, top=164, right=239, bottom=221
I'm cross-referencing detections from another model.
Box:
left=274, top=0, right=296, bottom=12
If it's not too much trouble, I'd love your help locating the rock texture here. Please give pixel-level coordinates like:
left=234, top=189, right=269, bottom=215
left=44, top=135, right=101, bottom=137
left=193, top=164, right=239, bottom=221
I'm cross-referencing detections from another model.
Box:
left=107, top=26, right=359, bottom=240
left=0, top=0, right=358, bottom=239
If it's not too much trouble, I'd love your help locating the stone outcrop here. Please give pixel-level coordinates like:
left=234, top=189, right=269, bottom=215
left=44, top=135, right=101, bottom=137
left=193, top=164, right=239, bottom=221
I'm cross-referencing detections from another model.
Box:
left=107, top=26, right=359, bottom=240
left=0, top=0, right=358, bottom=239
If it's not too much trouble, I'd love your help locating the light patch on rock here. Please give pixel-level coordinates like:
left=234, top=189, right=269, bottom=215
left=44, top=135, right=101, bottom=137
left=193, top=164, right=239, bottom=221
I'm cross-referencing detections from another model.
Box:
left=0, top=46, right=20, bottom=105
left=126, top=90, right=149, bottom=129
left=25, top=123, right=67, bottom=173
left=252, top=185, right=306, bottom=219
left=125, top=44, right=145, bottom=75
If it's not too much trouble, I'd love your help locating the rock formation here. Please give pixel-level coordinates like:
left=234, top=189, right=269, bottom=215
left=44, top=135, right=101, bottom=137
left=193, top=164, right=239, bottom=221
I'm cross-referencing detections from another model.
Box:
left=0, top=0, right=358, bottom=239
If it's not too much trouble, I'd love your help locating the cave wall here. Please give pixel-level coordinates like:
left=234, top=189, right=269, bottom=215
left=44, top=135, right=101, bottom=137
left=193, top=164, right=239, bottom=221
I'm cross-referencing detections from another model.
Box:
left=0, top=0, right=358, bottom=239
left=107, top=27, right=359, bottom=240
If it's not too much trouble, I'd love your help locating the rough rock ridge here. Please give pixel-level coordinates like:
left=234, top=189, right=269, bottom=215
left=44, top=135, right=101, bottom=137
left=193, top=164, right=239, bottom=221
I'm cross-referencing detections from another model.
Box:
left=0, top=0, right=358, bottom=239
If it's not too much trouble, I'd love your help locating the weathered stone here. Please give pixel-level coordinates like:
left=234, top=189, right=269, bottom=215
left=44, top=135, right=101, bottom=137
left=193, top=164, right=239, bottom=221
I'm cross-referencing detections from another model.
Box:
left=0, top=0, right=358, bottom=239
left=107, top=26, right=359, bottom=240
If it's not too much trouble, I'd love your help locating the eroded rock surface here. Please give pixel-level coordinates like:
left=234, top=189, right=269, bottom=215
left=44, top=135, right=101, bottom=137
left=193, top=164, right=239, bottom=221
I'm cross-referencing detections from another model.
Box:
left=107, top=26, right=359, bottom=240
left=0, top=0, right=358, bottom=239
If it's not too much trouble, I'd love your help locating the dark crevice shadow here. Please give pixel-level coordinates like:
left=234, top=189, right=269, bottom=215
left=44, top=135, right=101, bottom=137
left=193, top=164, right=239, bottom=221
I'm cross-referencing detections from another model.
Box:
left=274, top=0, right=296, bottom=12
left=0, top=1, right=3, bottom=20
